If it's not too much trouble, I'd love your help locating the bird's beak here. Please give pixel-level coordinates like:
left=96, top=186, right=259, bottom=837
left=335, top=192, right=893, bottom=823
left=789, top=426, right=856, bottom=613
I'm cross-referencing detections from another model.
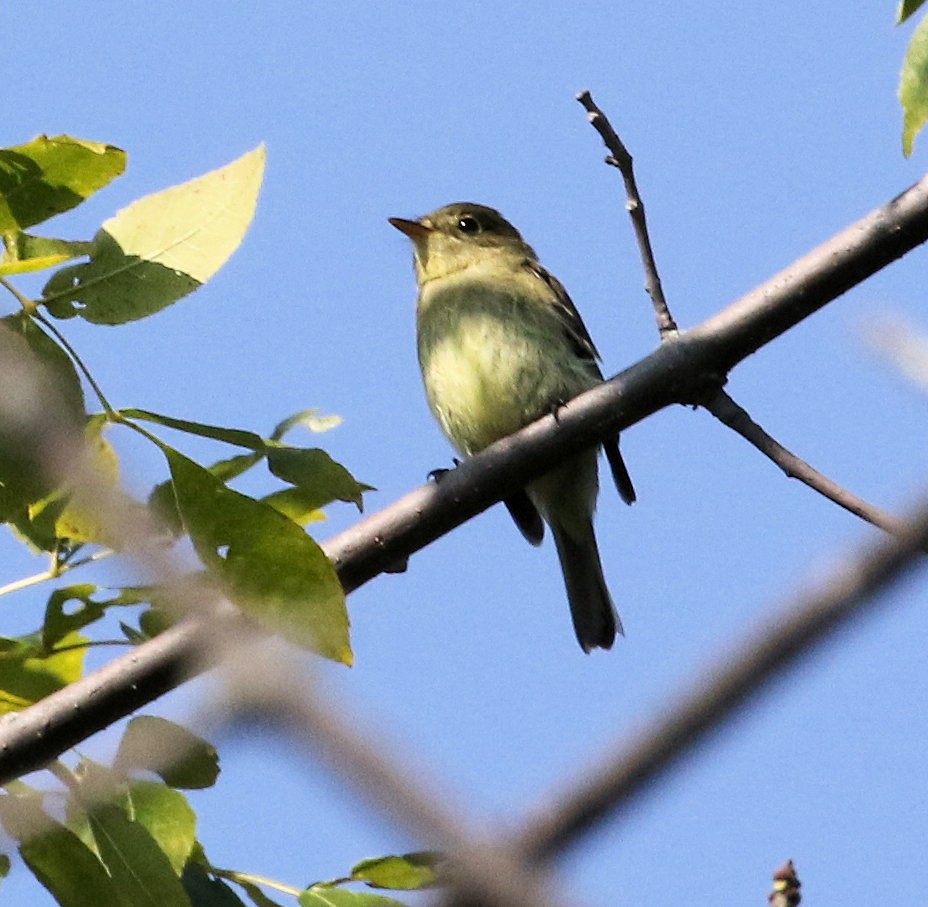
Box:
left=389, top=217, right=432, bottom=241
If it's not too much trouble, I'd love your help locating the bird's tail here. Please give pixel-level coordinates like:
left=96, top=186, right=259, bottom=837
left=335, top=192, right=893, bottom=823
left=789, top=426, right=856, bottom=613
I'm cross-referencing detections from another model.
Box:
left=551, top=519, right=621, bottom=653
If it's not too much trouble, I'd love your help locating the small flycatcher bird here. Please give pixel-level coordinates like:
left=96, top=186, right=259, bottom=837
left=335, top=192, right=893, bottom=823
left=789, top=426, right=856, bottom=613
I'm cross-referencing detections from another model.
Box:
left=390, top=203, right=635, bottom=652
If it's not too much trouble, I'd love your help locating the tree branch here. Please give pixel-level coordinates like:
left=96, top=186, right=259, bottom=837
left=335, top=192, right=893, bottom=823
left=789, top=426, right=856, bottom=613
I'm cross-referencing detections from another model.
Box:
left=0, top=169, right=926, bottom=786
left=702, top=387, right=918, bottom=543
left=580, top=90, right=913, bottom=543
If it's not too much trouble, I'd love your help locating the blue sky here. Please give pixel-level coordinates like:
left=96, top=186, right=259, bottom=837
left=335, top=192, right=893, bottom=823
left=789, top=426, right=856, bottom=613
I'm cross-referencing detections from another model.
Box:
left=3, top=3, right=928, bottom=904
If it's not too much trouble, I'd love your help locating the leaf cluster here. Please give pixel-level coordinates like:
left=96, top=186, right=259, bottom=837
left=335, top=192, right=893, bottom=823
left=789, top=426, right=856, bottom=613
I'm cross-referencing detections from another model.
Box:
left=0, top=135, right=373, bottom=669
left=0, top=135, right=385, bottom=904
left=0, top=714, right=443, bottom=906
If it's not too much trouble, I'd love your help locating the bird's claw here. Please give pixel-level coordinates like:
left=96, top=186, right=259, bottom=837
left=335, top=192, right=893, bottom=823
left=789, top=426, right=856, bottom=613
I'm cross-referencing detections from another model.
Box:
left=427, top=458, right=461, bottom=483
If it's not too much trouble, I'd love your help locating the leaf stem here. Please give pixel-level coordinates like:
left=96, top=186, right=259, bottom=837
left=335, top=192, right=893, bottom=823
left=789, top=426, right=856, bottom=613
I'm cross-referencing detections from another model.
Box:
left=0, top=275, right=37, bottom=314
left=211, top=865, right=303, bottom=897
left=29, top=310, right=116, bottom=416
left=0, top=548, right=115, bottom=599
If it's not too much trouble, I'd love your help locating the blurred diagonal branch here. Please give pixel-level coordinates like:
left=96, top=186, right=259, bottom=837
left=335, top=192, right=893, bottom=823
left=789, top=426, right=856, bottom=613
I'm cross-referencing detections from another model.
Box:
left=1, top=162, right=928, bottom=789
left=509, top=495, right=928, bottom=866
left=218, top=651, right=573, bottom=907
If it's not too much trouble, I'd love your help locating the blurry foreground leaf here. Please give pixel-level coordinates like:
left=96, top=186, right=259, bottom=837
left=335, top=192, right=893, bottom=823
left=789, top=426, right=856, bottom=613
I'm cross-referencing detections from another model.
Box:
left=115, top=715, right=220, bottom=790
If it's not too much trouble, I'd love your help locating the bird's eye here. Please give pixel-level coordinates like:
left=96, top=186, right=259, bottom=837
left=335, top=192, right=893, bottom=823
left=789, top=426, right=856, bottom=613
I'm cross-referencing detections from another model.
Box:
left=457, top=215, right=481, bottom=234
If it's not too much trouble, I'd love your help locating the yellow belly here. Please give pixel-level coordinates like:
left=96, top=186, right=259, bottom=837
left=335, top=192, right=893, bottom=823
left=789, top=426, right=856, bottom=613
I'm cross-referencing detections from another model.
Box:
left=417, top=275, right=597, bottom=454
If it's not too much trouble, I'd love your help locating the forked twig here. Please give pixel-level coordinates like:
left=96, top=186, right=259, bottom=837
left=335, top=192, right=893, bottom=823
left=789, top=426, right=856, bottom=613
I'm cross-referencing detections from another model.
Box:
left=578, top=90, right=919, bottom=549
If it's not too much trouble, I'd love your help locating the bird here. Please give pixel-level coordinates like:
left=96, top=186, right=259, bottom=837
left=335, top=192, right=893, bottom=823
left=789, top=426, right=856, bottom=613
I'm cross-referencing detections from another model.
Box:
left=390, top=203, right=634, bottom=652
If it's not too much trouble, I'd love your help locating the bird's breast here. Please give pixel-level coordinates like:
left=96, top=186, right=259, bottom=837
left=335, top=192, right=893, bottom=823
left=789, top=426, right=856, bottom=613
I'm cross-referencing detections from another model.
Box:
left=416, top=273, right=596, bottom=454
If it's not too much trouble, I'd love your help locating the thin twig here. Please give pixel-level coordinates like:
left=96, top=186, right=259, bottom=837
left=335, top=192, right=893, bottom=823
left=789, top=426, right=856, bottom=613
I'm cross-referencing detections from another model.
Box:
left=511, top=497, right=928, bottom=864
left=579, top=92, right=918, bottom=555
left=576, top=90, right=678, bottom=338
left=703, top=387, right=918, bottom=544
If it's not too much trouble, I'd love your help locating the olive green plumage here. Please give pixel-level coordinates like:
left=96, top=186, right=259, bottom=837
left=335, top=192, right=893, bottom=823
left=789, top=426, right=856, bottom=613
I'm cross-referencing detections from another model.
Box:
left=391, top=203, right=634, bottom=652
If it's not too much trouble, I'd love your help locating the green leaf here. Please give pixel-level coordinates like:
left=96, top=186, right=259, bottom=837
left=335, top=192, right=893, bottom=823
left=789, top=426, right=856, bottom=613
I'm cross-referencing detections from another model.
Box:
left=207, top=452, right=266, bottom=482
left=89, top=803, right=193, bottom=907
left=135, top=606, right=177, bottom=640
left=0, top=233, right=93, bottom=276
left=44, top=584, right=149, bottom=651
left=901, top=12, right=928, bottom=155
left=164, top=447, right=351, bottom=663
left=0, top=135, right=126, bottom=232
left=899, top=0, right=927, bottom=24
left=43, top=583, right=147, bottom=649
left=115, top=716, right=220, bottom=790
left=267, top=446, right=372, bottom=512
left=128, top=781, right=197, bottom=874
left=235, top=878, right=286, bottom=907
left=0, top=794, right=120, bottom=907
left=123, top=409, right=266, bottom=450
left=0, top=631, right=87, bottom=714
left=41, top=145, right=266, bottom=324
left=0, top=852, right=10, bottom=878
left=50, top=419, right=137, bottom=549
left=0, top=314, right=85, bottom=547
left=261, top=488, right=326, bottom=526
left=350, top=852, right=444, bottom=890
left=182, top=863, right=249, bottom=906
left=299, top=887, right=408, bottom=907
left=150, top=452, right=265, bottom=537
left=43, top=585, right=105, bottom=649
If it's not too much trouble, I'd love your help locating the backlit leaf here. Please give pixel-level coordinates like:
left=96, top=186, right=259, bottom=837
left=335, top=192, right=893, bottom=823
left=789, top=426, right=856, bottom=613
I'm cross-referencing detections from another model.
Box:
left=901, top=12, right=928, bottom=155
left=0, top=135, right=125, bottom=231
left=42, top=145, right=265, bottom=323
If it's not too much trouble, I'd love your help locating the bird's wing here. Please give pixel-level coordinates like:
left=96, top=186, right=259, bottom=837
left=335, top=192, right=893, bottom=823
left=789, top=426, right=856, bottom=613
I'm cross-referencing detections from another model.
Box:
left=524, top=260, right=603, bottom=371
left=525, top=260, right=637, bottom=506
